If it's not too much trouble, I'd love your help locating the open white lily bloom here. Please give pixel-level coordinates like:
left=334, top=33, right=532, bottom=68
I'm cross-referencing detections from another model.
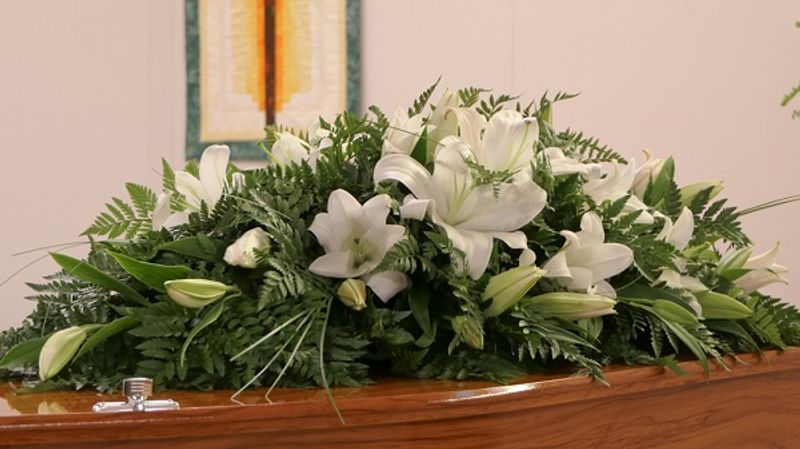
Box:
left=308, top=189, right=407, bottom=302
left=583, top=160, right=654, bottom=224
left=375, top=137, right=547, bottom=279
left=543, top=147, right=601, bottom=177
left=464, top=110, right=539, bottom=174
left=152, top=144, right=231, bottom=231
left=542, top=212, right=634, bottom=297
left=426, top=89, right=461, bottom=154
left=268, top=132, right=319, bottom=168
left=655, top=208, right=708, bottom=294
left=382, top=107, right=426, bottom=156
left=631, top=149, right=664, bottom=197
left=734, top=242, right=789, bottom=293
left=309, top=120, right=333, bottom=152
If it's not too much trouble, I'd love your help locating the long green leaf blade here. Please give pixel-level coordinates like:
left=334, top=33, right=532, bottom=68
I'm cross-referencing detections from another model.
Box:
left=51, top=253, right=148, bottom=305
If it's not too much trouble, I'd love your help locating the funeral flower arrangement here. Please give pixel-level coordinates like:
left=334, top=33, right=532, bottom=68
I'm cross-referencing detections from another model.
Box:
left=2, top=85, right=799, bottom=400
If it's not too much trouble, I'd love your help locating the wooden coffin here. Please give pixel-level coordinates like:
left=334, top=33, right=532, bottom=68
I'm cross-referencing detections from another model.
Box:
left=1, top=350, right=798, bottom=449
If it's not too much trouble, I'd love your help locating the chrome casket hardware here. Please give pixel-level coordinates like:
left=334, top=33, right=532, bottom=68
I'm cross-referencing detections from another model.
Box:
left=92, top=377, right=180, bottom=413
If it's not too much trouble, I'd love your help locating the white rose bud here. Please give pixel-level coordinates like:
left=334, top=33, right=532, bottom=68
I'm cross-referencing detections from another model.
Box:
left=164, top=279, right=233, bottom=308
left=337, top=279, right=367, bottom=311
left=223, top=227, right=271, bottom=269
left=39, top=326, right=87, bottom=381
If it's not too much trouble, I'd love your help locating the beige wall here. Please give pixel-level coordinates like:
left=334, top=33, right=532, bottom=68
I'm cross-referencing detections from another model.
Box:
left=1, top=0, right=798, bottom=329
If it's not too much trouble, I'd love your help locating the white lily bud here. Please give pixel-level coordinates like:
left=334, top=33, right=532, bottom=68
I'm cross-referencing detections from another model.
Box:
left=223, top=227, right=271, bottom=269
left=337, top=279, right=367, bottom=311
left=696, top=291, right=753, bottom=319
left=733, top=242, right=789, bottom=294
left=39, top=326, right=87, bottom=381
left=164, top=279, right=233, bottom=308
left=524, top=292, right=617, bottom=320
left=679, top=181, right=723, bottom=207
left=451, top=315, right=484, bottom=350
left=631, top=149, right=665, bottom=197
left=483, top=265, right=547, bottom=317
left=652, top=300, right=699, bottom=325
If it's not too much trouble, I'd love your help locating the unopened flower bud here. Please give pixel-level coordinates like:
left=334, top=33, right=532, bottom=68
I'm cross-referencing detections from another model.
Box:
left=696, top=291, right=753, bottom=320
left=483, top=265, right=546, bottom=317
left=164, top=279, right=233, bottom=308
left=652, top=300, right=699, bottom=325
left=39, top=326, right=87, bottom=381
left=224, top=227, right=271, bottom=269
left=679, top=181, right=723, bottom=207
left=451, top=315, right=484, bottom=350
left=523, top=292, right=617, bottom=320
left=337, top=279, right=367, bottom=311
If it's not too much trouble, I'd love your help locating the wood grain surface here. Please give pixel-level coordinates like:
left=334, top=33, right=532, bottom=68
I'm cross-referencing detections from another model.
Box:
left=1, top=350, right=798, bottom=448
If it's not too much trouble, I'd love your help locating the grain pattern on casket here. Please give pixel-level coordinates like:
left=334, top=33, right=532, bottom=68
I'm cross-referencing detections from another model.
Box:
left=1, top=350, right=798, bottom=449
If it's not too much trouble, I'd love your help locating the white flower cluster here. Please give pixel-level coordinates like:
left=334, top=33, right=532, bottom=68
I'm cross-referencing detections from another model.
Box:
left=165, top=90, right=787, bottom=319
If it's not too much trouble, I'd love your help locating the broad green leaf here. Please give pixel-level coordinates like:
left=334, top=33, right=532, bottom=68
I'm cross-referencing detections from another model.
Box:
left=75, top=316, right=138, bottom=359
left=0, top=335, right=50, bottom=369
left=409, top=285, right=433, bottom=337
left=661, top=320, right=709, bottom=377
left=705, top=319, right=760, bottom=352
left=108, top=251, right=192, bottom=292
left=410, top=127, right=428, bottom=165
left=618, top=283, right=685, bottom=305
left=51, top=253, right=148, bottom=306
left=159, top=236, right=220, bottom=261
left=180, top=299, right=226, bottom=368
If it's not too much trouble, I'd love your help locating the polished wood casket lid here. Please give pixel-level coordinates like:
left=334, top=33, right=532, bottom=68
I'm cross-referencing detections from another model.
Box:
left=1, top=350, right=799, bottom=448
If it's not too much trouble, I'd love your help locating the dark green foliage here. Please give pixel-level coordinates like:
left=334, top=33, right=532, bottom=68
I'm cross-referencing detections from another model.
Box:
left=2, top=85, right=798, bottom=398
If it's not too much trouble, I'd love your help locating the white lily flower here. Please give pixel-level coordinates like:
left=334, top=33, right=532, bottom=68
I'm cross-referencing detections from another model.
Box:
left=308, top=189, right=408, bottom=302
left=268, top=132, right=319, bottom=169
left=542, top=212, right=634, bottom=296
left=655, top=208, right=708, bottom=294
left=583, top=160, right=654, bottom=224
left=152, top=145, right=231, bottom=230
left=631, top=149, right=664, bottom=197
left=151, top=192, right=189, bottom=231
left=375, top=137, right=547, bottom=280
left=543, top=147, right=602, bottom=177
left=223, top=227, right=271, bottom=269
left=382, top=107, right=426, bottom=156
left=734, top=242, right=789, bottom=293
left=309, top=120, right=333, bottom=152
left=175, top=144, right=230, bottom=211
left=426, top=89, right=461, bottom=153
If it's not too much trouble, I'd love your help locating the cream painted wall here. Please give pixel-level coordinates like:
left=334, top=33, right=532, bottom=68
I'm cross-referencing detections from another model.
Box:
left=1, top=0, right=798, bottom=330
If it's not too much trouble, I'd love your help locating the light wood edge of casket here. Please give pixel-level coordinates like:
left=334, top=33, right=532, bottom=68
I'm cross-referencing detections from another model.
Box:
left=0, top=349, right=797, bottom=446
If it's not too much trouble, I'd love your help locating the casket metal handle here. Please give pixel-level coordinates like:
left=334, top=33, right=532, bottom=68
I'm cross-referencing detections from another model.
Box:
left=92, top=377, right=180, bottom=413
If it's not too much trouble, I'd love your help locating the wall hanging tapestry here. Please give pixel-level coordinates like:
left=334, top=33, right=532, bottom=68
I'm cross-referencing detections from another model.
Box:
left=185, top=0, right=360, bottom=159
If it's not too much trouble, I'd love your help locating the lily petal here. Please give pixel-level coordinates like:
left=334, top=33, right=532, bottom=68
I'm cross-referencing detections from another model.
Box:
left=365, top=271, right=408, bottom=303
left=446, top=107, right=486, bottom=151
left=198, top=144, right=230, bottom=208
left=175, top=171, right=206, bottom=210
left=309, top=251, right=365, bottom=278
left=438, top=222, right=494, bottom=279
left=568, top=243, right=634, bottom=281
left=400, top=196, right=431, bottom=221
left=374, top=154, right=435, bottom=202
left=667, top=207, right=694, bottom=251
left=478, top=110, right=537, bottom=173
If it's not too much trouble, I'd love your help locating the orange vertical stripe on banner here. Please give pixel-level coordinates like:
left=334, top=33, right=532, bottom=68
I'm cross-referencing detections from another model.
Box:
left=255, top=0, right=266, bottom=111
